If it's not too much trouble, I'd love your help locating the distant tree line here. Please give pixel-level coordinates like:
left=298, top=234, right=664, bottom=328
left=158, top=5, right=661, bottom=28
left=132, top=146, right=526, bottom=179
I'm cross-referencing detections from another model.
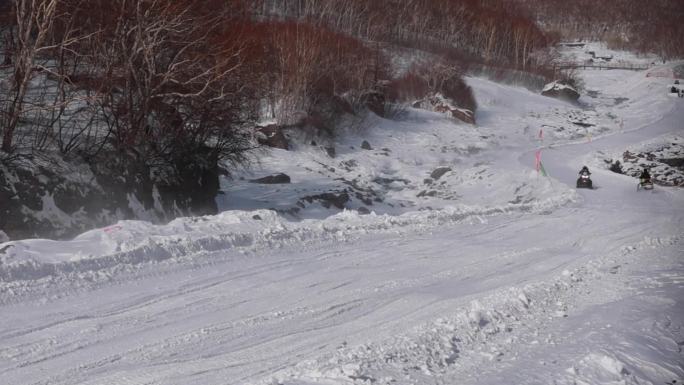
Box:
left=509, top=0, right=684, bottom=60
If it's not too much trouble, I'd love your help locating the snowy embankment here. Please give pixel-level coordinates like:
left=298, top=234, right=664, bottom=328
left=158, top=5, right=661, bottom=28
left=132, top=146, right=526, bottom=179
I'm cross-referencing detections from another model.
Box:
left=0, top=48, right=683, bottom=385
left=1, top=75, right=585, bottom=287
left=1, top=176, right=573, bottom=286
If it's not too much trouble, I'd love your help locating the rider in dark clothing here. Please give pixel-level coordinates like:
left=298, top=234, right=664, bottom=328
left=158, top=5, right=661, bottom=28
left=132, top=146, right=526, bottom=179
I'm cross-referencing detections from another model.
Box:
left=579, top=166, right=591, bottom=176
left=639, top=168, right=651, bottom=183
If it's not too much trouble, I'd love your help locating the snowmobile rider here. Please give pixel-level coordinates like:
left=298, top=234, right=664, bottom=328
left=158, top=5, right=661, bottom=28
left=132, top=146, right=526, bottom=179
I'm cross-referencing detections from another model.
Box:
left=579, top=166, right=591, bottom=176
left=639, top=168, right=651, bottom=183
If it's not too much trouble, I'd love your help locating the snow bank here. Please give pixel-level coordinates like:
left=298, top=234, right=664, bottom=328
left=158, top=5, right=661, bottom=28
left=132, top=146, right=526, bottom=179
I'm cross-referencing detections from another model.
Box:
left=0, top=177, right=576, bottom=285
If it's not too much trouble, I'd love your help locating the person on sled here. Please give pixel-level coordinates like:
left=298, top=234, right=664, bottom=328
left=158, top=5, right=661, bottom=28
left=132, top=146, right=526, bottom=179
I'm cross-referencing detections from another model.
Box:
left=639, top=168, right=651, bottom=184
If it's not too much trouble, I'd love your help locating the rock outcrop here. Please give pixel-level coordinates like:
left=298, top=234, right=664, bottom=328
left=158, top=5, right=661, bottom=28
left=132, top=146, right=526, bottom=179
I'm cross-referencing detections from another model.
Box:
left=0, top=151, right=220, bottom=241
left=250, top=173, right=291, bottom=184
left=256, top=124, right=290, bottom=150
left=413, top=93, right=475, bottom=124
left=541, top=81, right=580, bottom=102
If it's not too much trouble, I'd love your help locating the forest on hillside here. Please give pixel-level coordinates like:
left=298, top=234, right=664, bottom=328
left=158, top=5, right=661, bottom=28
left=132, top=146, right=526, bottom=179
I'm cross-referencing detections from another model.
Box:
left=1, top=0, right=681, bottom=172
left=0, top=0, right=550, bottom=169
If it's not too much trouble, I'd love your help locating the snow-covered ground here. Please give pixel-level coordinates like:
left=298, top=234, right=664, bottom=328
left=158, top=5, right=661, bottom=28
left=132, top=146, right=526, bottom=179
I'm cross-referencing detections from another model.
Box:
left=1, top=51, right=683, bottom=385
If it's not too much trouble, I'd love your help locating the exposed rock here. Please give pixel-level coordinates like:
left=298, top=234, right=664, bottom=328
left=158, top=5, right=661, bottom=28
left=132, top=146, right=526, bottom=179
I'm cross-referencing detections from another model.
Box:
left=571, top=121, right=595, bottom=128
left=414, top=93, right=475, bottom=124
left=250, top=173, right=291, bottom=184
left=361, top=140, right=372, bottom=150
left=301, top=191, right=349, bottom=209
left=324, top=146, right=336, bottom=158
left=357, top=206, right=371, bottom=215
left=336, top=177, right=380, bottom=206
left=659, top=158, right=684, bottom=168
left=451, top=108, right=475, bottom=124
left=256, top=124, right=289, bottom=150
left=541, top=81, right=580, bottom=102
left=417, top=190, right=438, bottom=198
left=341, top=159, right=358, bottom=171
left=424, top=178, right=433, bottom=185
left=252, top=214, right=262, bottom=220
left=430, top=167, right=452, bottom=180
left=0, top=150, right=220, bottom=241
left=373, top=177, right=410, bottom=186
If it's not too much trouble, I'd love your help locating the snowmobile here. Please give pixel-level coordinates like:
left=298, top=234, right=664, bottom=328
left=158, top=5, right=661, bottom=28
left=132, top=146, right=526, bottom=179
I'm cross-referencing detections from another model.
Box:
left=576, top=167, right=593, bottom=189
left=637, top=178, right=654, bottom=191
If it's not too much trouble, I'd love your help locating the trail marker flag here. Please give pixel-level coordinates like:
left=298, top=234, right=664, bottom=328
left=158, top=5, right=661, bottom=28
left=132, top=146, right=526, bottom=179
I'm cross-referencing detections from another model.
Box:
left=535, top=149, right=548, bottom=176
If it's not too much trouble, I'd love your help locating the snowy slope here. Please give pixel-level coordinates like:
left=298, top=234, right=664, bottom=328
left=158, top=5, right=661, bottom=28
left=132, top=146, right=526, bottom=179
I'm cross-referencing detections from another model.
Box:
left=0, top=55, right=683, bottom=385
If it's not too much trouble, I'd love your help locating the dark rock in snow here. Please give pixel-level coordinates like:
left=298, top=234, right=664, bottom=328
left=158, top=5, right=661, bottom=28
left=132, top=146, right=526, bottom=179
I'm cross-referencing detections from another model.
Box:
left=256, top=124, right=289, bottom=150
left=361, top=140, right=372, bottom=150
left=325, top=146, right=336, bottom=158
left=430, top=167, right=452, bottom=180
left=417, top=190, right=438, bottom=198
left=0, top=149, right=220, bottom=241
left=541, top=81, right=580, bottom=102
left=357, top=206, right=371, bottom=215
left=450, top=108, right=475, bottom=124
left=301, top=191, right=349, bottom=209
left=659, top=158, right=684, bottom=168
left=250, top=173, right=291, bottom=184
left=252, top=214, right=262, bottom=220
left=414, top=94, right=475, bottom=124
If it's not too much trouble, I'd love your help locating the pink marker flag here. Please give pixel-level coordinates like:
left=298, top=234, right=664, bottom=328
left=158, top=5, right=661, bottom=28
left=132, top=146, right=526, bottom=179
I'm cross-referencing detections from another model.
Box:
left=535, top=149, right=542, bottom=172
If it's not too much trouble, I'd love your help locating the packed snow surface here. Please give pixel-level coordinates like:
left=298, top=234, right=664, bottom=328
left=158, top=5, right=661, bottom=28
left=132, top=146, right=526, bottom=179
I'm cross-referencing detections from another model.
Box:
left=1, top=53, right=683, bottom=384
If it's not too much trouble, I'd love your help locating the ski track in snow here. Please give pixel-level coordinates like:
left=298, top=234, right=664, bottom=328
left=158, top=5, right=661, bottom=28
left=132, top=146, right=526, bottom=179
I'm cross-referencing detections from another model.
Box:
left=1, top=55, right=683, bottom=385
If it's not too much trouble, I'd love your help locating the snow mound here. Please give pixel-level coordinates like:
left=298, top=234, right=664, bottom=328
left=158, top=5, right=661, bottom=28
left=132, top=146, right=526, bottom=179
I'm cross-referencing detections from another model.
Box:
left=558, top=353, right=645, bottom=385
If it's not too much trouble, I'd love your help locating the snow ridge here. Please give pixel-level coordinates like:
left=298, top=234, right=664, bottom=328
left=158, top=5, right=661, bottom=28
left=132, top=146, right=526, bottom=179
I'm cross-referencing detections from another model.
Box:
left=1, top=184, right=576, bottom=288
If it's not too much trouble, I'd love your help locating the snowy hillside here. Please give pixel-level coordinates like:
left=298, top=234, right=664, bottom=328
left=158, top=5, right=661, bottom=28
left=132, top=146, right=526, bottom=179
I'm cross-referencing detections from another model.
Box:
left=0, top=49, right=683, bottom=385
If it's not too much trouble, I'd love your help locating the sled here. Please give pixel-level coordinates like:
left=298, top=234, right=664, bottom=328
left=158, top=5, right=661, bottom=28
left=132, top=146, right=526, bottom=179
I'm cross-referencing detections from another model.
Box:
left=637, top=181, right=654, bottom=191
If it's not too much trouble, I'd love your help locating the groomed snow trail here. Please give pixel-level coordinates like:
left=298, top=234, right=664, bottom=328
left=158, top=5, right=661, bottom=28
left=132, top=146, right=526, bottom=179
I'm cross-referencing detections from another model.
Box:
left=1, top=63, right=683, bottom=385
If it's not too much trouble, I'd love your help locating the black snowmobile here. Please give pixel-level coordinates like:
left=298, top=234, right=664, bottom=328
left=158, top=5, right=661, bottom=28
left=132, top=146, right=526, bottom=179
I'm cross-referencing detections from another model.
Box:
left=576, top=166, right=593, bottom=189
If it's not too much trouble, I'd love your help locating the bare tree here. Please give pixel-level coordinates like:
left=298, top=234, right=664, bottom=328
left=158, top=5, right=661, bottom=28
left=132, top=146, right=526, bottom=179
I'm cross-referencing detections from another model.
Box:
left=81, top=0, right=254, bottom=178
left=0, top=0, right=95, bottom=159
left=1, top=0, right=59, bottom=154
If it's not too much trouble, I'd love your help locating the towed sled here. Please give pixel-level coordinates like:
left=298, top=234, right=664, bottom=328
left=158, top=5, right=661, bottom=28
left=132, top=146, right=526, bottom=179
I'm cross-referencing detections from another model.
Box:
left=637, top=179, right=654, bottom=191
